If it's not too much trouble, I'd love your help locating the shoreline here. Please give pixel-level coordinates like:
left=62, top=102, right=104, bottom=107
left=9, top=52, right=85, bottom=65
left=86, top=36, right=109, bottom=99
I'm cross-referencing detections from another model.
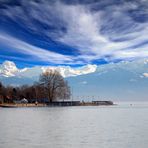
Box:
left=0, top=101, right=114, bottom=108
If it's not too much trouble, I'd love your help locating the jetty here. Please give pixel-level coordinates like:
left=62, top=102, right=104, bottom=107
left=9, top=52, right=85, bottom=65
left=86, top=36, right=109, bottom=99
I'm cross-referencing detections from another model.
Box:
left=0, top=103, right=47, bottom=108
left=0, top=100, right=113, bottom=108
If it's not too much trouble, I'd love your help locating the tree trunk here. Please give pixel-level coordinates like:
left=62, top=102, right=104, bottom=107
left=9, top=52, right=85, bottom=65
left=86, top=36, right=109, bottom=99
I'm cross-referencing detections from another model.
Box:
left=49, top=98, right=52, bottom=103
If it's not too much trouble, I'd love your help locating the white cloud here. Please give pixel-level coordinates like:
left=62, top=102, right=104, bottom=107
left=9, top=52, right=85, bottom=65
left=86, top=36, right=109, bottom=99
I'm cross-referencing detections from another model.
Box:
left=81, top=81, right=88, bottom=84
left=0, top=60, right=97, bottom=77
left=0, top=33, right=74, bottom=64
left=1, top=1, right=148, bottom=64
left=143, top=73, right=148, bottom=78
left=54, top=2, right=148, bottom=61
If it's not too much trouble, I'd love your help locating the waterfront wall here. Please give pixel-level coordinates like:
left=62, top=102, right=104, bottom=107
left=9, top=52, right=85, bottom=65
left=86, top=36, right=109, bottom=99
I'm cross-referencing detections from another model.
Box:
left=47, top=101, right=114, bottom=106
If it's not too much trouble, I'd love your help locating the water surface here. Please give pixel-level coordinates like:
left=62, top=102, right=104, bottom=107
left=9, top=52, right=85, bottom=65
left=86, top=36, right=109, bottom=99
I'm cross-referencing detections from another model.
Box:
left=0, top=102, right=148, bottom=148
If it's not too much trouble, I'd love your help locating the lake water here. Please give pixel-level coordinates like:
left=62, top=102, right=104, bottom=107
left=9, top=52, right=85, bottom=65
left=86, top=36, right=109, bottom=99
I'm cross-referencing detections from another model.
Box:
left=0, top=102, right=148, bottom=148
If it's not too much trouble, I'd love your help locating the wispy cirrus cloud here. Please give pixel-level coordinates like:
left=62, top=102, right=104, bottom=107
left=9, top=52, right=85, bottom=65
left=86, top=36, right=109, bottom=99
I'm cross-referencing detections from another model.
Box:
left=0, top=33, right=76, bottom=64
left=0, top=0, right=148, bottom=66
left=55, top=2, right=148, bottom=61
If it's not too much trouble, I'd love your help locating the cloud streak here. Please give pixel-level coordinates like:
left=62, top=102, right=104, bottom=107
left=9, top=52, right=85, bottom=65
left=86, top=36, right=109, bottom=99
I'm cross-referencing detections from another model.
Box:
left=0, top=33, right=74, bottom=64
left=0, top=0, right=148, bottom=65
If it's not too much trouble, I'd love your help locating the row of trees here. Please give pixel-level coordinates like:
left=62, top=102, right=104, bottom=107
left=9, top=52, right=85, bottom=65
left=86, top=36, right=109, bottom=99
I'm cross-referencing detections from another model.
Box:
left=0, top=70, right=71, bottom=103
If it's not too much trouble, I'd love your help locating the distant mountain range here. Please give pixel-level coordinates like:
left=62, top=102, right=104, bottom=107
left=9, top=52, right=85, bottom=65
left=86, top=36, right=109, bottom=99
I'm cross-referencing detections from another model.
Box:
left=0, top=60, right=148, bottom=101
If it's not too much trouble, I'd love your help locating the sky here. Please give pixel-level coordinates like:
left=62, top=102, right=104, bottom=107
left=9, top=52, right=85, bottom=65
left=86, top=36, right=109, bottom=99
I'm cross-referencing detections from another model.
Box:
left=0, top=0, right=148, bottom=68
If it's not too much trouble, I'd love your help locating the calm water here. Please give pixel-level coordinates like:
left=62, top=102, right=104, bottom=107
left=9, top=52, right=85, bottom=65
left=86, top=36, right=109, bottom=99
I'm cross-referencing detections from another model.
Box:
left=0, top=102, right=148, bottom=148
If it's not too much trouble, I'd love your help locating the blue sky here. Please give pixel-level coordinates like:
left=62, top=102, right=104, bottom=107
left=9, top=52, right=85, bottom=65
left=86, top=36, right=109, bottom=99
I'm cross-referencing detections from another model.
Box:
left=0, top=0, right=148, bottom=68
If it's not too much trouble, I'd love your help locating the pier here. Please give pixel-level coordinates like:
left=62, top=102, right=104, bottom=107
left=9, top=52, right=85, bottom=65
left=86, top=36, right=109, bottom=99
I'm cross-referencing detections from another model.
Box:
left=0, top=101, right=114, bottom=108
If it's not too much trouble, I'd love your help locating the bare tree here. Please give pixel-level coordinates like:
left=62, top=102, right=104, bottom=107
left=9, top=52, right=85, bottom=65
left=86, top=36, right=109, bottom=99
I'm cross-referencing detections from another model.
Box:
left=0, top=70, right=71, bottom=104
left=0, top=82, right=3, bottom=96
left=0, top=82, right=4, bottom=103
left=39, top=70, right=71, bottom=103
left=34, top=82, right=46, bottom=102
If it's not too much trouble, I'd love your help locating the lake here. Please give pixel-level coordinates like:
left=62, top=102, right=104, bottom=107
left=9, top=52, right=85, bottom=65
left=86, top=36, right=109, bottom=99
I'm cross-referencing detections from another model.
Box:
left=0, top=102, right=148, bottom=148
